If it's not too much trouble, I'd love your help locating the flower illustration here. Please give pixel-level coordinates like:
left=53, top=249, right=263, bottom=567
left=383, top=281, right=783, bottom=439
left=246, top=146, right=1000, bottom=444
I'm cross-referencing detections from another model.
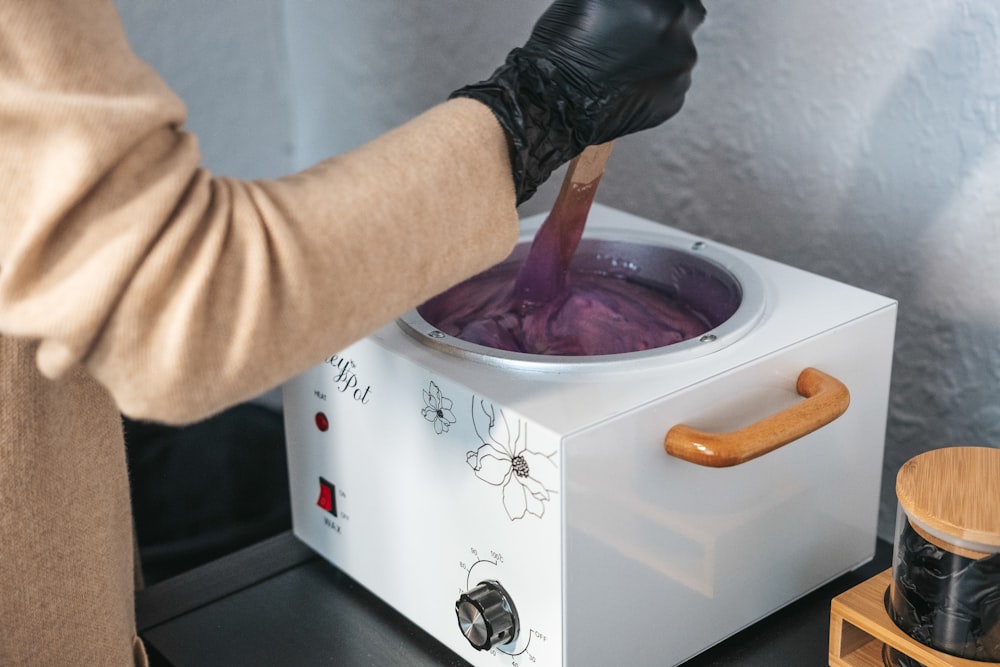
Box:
left=466, top=398, right=558, bottom=521
left=421, top=381, right=456, bottom=434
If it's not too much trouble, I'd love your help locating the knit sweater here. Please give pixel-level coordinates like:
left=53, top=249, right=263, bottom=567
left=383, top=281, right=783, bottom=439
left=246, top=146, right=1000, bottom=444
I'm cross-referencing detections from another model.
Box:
left=0, top=2, right=518, bottom=664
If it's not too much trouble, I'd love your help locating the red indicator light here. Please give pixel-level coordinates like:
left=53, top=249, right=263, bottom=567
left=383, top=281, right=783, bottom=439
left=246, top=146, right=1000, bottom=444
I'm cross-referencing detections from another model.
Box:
left=315, top=412, right=329, bottom=432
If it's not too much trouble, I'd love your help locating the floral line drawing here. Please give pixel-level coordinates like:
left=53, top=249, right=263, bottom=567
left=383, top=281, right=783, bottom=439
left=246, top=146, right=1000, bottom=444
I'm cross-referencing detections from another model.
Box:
left=465, top=397, right=558, bottom=522
left=421, top=381, right=456, bottom=435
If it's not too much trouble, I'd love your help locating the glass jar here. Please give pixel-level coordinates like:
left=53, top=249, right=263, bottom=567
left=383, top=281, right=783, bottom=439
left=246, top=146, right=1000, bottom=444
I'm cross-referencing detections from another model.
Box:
left=888, top=446, right=1000, bottom=664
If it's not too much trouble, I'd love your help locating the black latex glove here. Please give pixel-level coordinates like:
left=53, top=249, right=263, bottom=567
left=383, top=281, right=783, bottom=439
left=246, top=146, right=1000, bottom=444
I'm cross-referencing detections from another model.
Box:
left=451, top=0, right=706, bottom=204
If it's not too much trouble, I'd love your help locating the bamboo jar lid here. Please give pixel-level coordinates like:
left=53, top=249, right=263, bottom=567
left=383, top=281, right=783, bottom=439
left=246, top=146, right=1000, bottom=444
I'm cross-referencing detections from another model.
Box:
left=896, top=446, right=1000, bottom=554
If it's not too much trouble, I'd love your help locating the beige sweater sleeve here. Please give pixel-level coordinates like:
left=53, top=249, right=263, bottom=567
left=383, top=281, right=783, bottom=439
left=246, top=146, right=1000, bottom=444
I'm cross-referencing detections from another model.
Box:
left=0, top=2, right=519, bottom=424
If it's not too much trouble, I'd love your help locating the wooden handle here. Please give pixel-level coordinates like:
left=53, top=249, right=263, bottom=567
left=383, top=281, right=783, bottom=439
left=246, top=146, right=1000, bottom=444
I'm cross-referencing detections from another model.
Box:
left=548, top=141, right=614, bottom=263
left=564, top=141, right=615, bottom=187
left=664, top=368, right=850, bottom=468
left=512, top=142, right=614, bottom=303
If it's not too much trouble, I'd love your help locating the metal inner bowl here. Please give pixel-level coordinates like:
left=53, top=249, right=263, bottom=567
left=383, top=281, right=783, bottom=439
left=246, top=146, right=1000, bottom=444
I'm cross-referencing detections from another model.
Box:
left=398, top=229, right=765, bottom=372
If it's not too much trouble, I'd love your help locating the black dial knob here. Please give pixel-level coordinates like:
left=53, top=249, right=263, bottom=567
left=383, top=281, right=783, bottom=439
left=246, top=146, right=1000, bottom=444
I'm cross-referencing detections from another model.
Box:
left=455, top=580, right=519, bottom=651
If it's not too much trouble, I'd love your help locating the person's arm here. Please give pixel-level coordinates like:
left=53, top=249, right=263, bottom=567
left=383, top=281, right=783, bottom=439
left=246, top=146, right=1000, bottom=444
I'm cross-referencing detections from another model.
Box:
left=0, top=2, right=519, bottom=423
left=1, top=0, right=704, bottom=425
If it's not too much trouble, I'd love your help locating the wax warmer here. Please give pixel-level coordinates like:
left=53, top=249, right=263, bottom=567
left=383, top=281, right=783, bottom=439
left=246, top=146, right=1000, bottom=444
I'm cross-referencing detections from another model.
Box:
left=283, top=204, right=897, bottom=666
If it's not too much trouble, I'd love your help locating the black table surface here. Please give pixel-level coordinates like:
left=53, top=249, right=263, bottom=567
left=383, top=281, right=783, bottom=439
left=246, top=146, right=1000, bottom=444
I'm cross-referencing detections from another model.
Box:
left=136, top=531, right=893, bottom=667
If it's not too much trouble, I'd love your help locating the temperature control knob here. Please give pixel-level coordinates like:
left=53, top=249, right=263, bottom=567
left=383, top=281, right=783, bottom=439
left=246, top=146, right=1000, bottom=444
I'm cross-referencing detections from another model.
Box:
left=455, top=580, right=519, bottom=651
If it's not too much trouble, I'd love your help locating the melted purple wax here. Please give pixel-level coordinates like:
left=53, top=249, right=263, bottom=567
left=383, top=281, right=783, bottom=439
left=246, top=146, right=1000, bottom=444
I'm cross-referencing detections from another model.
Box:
left=419, top=262, right=713, bottom=356
left=420, top=149, right=714, bottom=357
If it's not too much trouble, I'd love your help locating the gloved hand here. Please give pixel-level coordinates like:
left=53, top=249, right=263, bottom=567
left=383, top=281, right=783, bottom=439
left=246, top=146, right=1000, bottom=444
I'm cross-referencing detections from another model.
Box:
left=451, top=0, right=706, bottom=204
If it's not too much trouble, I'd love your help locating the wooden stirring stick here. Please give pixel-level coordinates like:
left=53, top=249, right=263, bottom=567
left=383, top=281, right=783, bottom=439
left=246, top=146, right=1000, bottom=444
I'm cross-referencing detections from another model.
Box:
left=512, top=141, right=615, bottom=305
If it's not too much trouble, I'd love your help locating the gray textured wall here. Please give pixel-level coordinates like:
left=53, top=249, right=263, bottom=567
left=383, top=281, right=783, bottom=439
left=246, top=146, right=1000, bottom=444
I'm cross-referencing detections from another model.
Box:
left=116, top=1, right=1000, bottom=540
left=115, top=0, right=294, bottom=179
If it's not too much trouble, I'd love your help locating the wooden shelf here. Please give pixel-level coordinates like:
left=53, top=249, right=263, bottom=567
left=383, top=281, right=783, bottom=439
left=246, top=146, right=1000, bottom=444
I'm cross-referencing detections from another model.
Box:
left=829, top=569, right=992, bottom=667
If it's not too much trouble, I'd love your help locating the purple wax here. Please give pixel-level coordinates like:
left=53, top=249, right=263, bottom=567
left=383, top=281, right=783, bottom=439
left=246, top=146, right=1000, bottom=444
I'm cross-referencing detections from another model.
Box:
left=418, top=260, right=713, bottom=357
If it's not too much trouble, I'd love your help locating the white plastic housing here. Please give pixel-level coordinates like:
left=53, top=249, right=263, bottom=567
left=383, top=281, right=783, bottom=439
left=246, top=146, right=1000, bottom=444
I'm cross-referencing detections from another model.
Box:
left=283, top=205, right=897, bottom=666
